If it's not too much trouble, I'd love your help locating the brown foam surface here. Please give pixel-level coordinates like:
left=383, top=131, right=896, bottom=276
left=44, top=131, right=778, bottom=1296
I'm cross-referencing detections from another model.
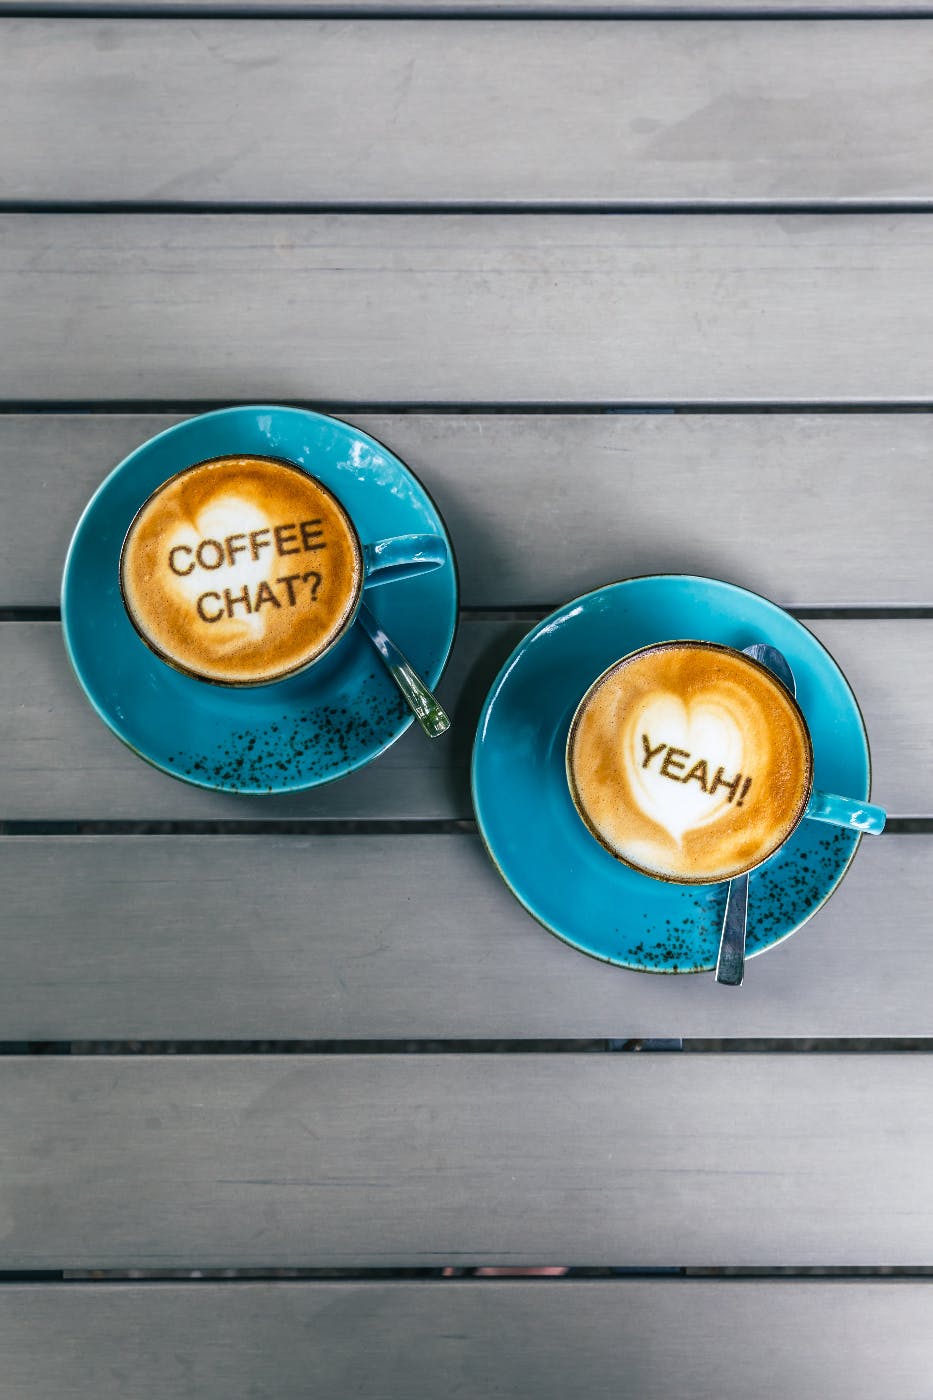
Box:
left=121, top=456, right=362, bottom=685
left=567, top=642, right=812, bottom=883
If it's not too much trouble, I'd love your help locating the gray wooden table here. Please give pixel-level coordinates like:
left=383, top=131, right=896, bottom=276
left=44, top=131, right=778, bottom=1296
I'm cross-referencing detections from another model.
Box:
left=2, top=5, right=933, bottom=1397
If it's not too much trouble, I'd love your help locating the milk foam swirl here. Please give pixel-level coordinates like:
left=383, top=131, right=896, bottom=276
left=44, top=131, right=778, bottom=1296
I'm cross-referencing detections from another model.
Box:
left=567, top=642, right=813, bottom=883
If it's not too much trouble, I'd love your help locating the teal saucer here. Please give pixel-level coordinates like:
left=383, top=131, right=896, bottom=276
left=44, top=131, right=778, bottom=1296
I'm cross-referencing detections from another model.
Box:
left=472, top=576, right=871, bottom=973
left=62, top=406, right=458, bottom=794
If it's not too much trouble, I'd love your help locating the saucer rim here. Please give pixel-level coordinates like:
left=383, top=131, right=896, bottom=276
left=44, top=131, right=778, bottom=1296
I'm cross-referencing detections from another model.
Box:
left=471, top=573, right=871, bottom=974
left=61, top=404, right=460, bottom=795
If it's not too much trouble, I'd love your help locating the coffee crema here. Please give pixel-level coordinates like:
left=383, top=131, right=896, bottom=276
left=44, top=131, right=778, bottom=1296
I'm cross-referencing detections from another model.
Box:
left=566, top=641, right=813, bottom=883
left=120, top=455, right=362, bottom=685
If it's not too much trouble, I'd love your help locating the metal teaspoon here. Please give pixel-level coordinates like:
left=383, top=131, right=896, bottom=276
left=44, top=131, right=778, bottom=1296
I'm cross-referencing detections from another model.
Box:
left=357, top=601, right=451, bottom=739
left=714, top=644, right=796, bottom=987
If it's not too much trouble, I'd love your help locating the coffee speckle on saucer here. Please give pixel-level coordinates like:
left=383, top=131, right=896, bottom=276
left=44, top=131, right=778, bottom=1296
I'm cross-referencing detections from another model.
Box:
left=617, top=826, right=858, bottom=972
left=169, top=671, right=408, bottom=792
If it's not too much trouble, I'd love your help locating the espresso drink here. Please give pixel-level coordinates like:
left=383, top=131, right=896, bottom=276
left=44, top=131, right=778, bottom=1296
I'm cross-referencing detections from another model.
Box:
left=121, top=456, right=362, bottom=685
left=567, top=641, right=813, bottom=883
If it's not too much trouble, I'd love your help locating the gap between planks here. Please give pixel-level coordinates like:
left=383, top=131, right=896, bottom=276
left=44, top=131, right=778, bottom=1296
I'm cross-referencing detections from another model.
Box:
left=0, top=1270, right=652, bottom=1280
left=7, top=202, right=933, bottom=215
left=2, top=1039, right=933, bottom=1052
left=4, top=6, right=933, bottom=18
left=5, top=401, right=933, bottom=414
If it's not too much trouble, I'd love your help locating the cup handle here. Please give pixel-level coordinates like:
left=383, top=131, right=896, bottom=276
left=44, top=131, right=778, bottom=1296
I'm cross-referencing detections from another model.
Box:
left=361, top=534, right=447, bottom=589
left=805, top=790, right=886, bottom=834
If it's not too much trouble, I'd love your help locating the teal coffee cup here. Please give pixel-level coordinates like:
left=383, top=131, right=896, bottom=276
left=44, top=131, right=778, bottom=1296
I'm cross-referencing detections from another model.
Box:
left=120, top=453, right=447, bottom=688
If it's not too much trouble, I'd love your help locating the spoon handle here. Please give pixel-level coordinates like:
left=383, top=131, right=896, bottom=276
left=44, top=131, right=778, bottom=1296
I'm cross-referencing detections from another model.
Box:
left=714, top=641, right=795, bottom=986
left=715, top=873, right=749, bottom=986
left=357, top=603, right=450, bottom=739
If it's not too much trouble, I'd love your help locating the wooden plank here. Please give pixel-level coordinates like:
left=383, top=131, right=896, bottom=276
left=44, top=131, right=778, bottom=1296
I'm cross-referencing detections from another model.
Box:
left=0, top=832, right=929, bottom=1039
left=4, top=215, right=933, bottom=403
left=3, top=1054, right=933, bottom=1265
left=0, top=618, right=509, bottom=819
left=4, top=21, right=933, bottom=202
left=4, top=412, right=933, bottom=609
left=3, top=1280, right=933, bottom=1400
left=0, top=618, right=927, bottom=818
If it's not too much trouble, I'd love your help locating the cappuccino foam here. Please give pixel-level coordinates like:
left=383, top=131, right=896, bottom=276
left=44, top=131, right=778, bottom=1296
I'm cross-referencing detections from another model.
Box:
left=567, top=641, right=812, bottom=883
left=121, top=456, right=362, bottom=685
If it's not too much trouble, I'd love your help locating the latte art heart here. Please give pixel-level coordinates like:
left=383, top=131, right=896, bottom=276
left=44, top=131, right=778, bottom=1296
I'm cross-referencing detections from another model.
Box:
left=567, top=641, right=813, bottom=884
left=162, top=494, right=274, bottom=646
left=628, top=693, right=748, bottom=844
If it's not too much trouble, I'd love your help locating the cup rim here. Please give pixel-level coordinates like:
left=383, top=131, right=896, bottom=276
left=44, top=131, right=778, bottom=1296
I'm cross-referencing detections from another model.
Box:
left=118, top=452, right=365, bottom=689
left=565, top=637, right=816, bottom=886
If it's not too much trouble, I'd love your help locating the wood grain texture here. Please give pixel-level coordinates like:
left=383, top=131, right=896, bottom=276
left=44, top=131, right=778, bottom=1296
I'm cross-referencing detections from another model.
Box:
left=5, top=215, right=933, bottom=403
left=4, top=20, right=932, bottom=202
left=4, top=412, right=933, bottom=608
left=3, top=1280, right=933, bottom=1400
left=3, top=1054, right=933, bottom=1266
left=0, top=619, right=926, bottom=818
left=0, top=833, right=929, bottom=1039
left=0, top=618, right=506, bottom=818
